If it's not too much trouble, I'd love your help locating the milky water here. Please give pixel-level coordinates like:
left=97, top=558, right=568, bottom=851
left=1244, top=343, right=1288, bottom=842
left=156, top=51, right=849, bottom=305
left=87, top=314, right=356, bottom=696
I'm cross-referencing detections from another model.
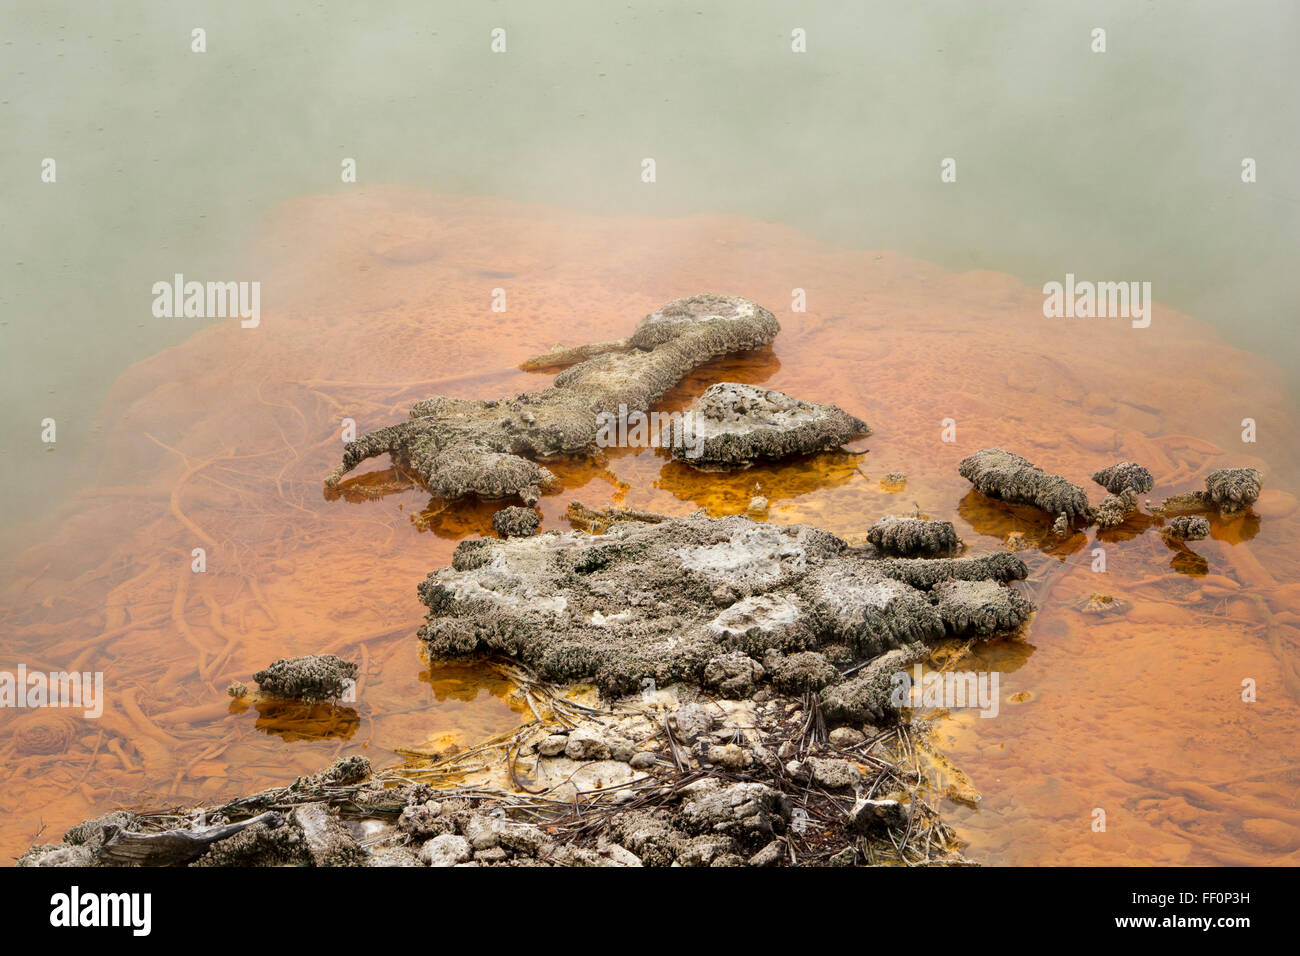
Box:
left=4, top=0, right=1299, bottom=536
left=2, top=1, right=1298, bottom=865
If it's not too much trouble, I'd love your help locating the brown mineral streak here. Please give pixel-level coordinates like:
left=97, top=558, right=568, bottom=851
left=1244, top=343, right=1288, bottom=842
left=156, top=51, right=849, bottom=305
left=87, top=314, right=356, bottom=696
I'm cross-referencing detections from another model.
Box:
left=0, top=187, right=1297, bottom=865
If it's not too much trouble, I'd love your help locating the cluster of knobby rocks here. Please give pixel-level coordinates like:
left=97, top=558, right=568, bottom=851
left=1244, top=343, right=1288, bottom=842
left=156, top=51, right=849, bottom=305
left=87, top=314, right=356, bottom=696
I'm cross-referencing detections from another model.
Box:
left=958, top=448, right=1263, bottom=538
left=418, top=509, right=1033, bottom=701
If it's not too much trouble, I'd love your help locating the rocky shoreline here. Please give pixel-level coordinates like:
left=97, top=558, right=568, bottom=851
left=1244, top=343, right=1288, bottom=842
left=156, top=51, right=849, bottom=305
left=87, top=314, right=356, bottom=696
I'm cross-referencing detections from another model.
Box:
left=20, top=676, right=973, bottom=868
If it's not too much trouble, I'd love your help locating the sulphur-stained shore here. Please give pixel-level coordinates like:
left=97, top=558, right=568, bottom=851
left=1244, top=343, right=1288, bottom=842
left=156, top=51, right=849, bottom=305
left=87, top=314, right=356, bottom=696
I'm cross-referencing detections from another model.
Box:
left=2, top=189, right=1298, bottom=866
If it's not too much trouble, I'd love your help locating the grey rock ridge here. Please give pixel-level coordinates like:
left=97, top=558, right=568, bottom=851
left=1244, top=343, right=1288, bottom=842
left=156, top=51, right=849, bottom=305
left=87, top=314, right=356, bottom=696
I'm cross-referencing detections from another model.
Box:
left=665, top=382, right=869, bottom=468
left=868, top=552, right=1028, bottom=589
left=417, top=509, right=1032, bottom=697
left=324, top=294, right=780, bottom=504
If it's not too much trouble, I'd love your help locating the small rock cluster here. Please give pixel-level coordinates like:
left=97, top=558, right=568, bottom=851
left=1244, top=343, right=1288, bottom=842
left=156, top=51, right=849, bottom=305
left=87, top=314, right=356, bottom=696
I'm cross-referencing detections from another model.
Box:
left=960, top=448, right=1265, bottom=535
left=252, top=654, right=358, bottom=703
left=1164, top=514, right=1211, bottom=541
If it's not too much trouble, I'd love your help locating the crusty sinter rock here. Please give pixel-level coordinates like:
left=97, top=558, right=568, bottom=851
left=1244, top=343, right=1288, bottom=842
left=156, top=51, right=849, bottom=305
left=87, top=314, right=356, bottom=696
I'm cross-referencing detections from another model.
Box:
left=957, top=447, right=1092, bottom=522
left=665, top=382, right=869, bottom=469
left=324, top=294, right=780, bottom=504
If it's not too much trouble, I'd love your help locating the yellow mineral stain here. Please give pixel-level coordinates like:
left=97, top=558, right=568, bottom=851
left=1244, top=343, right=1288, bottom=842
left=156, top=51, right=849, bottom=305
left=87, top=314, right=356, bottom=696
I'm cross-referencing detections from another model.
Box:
left=0, top=187, right=1296, bottom=865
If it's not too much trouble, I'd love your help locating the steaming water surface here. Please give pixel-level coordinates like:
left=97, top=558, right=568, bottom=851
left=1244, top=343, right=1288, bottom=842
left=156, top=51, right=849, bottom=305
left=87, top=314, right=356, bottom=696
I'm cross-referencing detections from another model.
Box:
left=4, top=0, right=1299, bottom=534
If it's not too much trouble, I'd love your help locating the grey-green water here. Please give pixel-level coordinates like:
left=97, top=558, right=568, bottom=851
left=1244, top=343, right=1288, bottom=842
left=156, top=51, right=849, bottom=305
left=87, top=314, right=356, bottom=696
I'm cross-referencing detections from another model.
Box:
left=3, top=0, right=1297, bottom=535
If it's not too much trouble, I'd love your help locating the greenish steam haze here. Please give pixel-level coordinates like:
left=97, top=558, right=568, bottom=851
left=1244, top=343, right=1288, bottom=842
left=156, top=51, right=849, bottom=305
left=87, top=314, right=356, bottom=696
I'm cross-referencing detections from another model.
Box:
left=2, top=0, right=1297, bottom=535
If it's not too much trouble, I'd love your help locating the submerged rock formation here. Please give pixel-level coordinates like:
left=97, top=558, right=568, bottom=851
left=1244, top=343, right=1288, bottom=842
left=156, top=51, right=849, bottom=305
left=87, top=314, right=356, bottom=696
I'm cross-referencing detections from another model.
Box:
left=323, top=294, right=779, bottom=504
left=957, top=447, right=1092, bottom=523
left=417, top=510, right=1032, bottom=697
left=665, top=382, right=869, bottom=469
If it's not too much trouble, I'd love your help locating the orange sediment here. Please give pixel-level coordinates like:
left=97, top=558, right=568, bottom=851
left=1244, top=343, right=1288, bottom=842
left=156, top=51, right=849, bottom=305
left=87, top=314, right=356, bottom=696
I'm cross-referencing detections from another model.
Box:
left=0, top=187, right=1296, bottom=864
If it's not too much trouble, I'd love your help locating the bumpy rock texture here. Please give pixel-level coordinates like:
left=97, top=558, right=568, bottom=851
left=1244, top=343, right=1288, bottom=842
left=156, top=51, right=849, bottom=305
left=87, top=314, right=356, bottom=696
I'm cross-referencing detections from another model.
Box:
left=822, top=645, right=928, bottom=724
left=418, top=511, right=1031, bottom=696
left=767, top=650, right=840, bottom=693
left=1164, top=515, right=1210, bottom=541
left=1159, top=467, right=1265, bottom=521
left=1203, top=467, right=1263, bottom=518
left=1092, top=461, right=1154, bottom=495
left=958, top=448, right=1092, bottom=522
left=492, top=506, right=540, bottom=538
left=703, top=652, right=765, bottom=699
left=1095, top=488, right=1141, bottom=529
left=866, top=515, right=960, bottom=557
left=665, top=382, right=869, bottom=469
left=930, top=579, right=1035, bottom=635
left=253, top=654, right=358, bottom=702
left=870, top=552, right=1029, bottom=590
left=324, top=295, right=780, bottom=504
